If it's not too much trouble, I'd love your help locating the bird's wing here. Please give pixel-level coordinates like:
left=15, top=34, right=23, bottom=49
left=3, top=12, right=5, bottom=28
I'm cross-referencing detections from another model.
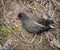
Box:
left=22, top=20, right=48, bottom=33
left=33, top=21, right=46, bottom=27
left=32, top=21, right=47, bottom=33
left=27, top=21, right=46, bottom=32
left=37, top=18, right=54, bottom=26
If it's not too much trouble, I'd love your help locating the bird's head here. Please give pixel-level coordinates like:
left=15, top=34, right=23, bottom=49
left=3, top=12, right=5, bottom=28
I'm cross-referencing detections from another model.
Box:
left=15, top=13, right=29, bottom=21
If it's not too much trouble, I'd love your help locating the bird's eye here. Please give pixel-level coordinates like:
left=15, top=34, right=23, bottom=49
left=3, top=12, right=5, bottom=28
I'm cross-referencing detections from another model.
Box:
left=18, top=14, right=22, bottom=18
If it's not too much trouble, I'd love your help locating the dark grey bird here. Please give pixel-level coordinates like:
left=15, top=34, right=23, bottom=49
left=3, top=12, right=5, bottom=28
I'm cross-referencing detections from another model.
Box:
left=16, top=13, right=54, bottom=35
left=37, top=17, right=54, bottom=26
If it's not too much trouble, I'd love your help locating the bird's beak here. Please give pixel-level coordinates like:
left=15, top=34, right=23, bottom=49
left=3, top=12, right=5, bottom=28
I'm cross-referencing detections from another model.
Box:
left=15, top=14, right=19, bottom=20
left=49, top=25, right=55, bottom=28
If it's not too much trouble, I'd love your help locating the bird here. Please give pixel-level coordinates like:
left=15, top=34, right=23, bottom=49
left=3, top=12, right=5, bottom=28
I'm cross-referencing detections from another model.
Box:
left=37, top=17, right=54, bottom=26
left=16, top=12, right=54, bottom=43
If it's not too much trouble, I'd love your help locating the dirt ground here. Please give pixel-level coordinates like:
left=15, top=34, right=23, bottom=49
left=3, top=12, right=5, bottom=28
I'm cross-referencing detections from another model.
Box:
left=0, top=0, right=60, bottom=50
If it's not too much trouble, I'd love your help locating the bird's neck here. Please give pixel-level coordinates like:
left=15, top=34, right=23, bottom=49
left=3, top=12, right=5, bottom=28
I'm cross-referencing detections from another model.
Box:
left=21, top=18, right=30, bottom=24
left=21, top=18, right=29, bottom=21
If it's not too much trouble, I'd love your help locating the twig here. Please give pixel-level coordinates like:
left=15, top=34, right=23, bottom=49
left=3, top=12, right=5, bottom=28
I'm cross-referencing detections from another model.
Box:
left=51, top=0, right=60, bottom=11
left=0, top=44, right=2, bottom=50
left=2, top=39, right=12, bottom=50
left=20, top=31, right=30, bottom=43
left=1, top=0, right=6, bottom=18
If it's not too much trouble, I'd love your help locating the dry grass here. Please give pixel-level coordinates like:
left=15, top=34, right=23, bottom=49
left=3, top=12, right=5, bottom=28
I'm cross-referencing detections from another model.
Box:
left=0, top=0, right=60, bottom=50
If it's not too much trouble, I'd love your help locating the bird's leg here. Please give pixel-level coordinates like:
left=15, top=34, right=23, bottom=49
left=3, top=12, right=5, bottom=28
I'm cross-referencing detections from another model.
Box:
left=31, top=34, right=37, bottom=43
left=39, top=33, right=42, bottom=47
left=39, top=34, right=42, bottom=43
